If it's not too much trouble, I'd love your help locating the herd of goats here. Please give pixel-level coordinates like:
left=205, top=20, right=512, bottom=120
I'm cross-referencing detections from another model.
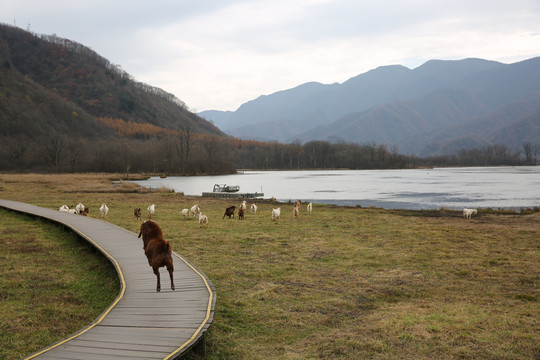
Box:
left=136, top=200, right=314, bottom=227
left=58, top=200, right=479, bottom=227
left=58, top=199, right=316, bottom=228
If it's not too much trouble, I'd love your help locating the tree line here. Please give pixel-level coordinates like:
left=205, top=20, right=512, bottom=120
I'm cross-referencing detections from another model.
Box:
left=1, top=130, right=538, bottom=175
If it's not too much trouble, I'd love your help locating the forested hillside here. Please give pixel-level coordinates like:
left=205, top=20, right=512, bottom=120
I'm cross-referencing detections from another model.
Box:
left=0, top=23, right=232, bottom=173
left=0, top=23, right=224, bottom=136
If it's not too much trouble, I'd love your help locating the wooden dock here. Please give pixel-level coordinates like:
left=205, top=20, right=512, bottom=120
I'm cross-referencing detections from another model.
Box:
left=0, top=199, right=216, bottom=360
left=202, top=192, right=264, bottom=199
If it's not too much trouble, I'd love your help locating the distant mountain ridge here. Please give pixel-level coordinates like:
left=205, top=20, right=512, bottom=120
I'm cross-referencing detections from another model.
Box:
left=199, top=57, right=540, bottom=155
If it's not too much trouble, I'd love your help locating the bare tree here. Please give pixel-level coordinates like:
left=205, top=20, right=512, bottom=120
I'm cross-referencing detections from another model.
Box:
left=175, top=122, right=195, bottom=173
left=522, top=142, right=539, bottom=165
left=66, top=142, right=80, bottom=172
left=5, top=136, right=28, bottom=162
left=162, top=137, right=175, bottom=175
left=291, top=139, right=303, bottom=169
left=44, top=137, right=64, bottom=172
left=203, top=136, right=219, bottom=163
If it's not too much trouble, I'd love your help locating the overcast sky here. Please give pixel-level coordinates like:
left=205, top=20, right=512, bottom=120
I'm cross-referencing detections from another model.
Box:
left=2, top=0, right=540, bottom=112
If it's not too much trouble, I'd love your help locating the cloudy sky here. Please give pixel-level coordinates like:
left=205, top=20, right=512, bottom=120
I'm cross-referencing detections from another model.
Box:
left=2, top=0, right=540, bottom=112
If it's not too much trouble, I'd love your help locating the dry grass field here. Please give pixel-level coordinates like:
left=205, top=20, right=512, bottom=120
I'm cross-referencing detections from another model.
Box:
left=0, top=173, right=539, bottom=360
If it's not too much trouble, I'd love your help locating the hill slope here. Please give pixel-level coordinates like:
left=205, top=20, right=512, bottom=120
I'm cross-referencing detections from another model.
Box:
left=0, top=23, right=224, bottom=140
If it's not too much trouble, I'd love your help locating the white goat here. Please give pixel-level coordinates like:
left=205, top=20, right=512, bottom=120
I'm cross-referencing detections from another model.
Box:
left=190, top=204, right=201, bottom=218
left=463, top=208, right=477, bottom=219
left=198, top=212, right=209, bottom=227
left=239, top=200, right=247, bottom=211
left=75, top=203, right=85, bottom=214
left=59, top=205, right=69, bottom=212
left=251, top=203, right=258, bottom=214
left=307, top=202, right=313, bottom=215
left=272, top=207, right=281, bottom=221
left=181, top=208, right=190, bottom=219
left=148, top=204, right=156, bottom=218
left=68, top=208, right=78, bottom=214
left=100, top=203, right=109, bottom=218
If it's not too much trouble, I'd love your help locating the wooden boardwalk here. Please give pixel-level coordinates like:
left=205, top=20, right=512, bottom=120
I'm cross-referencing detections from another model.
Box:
left=0, top=199, right=216, bottom=360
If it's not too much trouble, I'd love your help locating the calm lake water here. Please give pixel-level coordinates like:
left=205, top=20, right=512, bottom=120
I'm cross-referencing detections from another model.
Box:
left=133, top=166, right=540, bottom=210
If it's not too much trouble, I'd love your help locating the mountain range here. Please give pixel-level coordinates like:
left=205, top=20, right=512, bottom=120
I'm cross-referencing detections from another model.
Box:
left=2, top=22, right=539, bottom=160
left=199, top=57, right=540, bottom=156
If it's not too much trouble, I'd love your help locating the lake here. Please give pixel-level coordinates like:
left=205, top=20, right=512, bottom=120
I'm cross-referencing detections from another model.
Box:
left=132, top=166, right=540, bottom=210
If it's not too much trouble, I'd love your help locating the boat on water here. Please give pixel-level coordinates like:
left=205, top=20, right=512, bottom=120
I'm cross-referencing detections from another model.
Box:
left=212, top=184, right=240, bottom=193
left=202, top=184, right=264, bottom=199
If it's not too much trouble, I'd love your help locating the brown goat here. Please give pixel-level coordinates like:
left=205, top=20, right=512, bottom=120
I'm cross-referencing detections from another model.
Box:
left=293, top=205, right=299, bottom=218
left=223, top=205, right=236, bottom=219
left=238, top=208, right=245, bottom=220
left=138, top=220, right=175, bottom=292
left=134, top=208, right=142, bottom=220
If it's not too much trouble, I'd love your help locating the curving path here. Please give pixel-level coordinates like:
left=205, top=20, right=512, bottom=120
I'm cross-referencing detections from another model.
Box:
left=0, top=199, right=216, bottom=360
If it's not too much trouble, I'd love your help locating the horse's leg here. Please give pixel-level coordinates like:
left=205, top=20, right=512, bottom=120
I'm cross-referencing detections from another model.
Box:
left=167, top=265, right=175, bottom=290
left=153, top=266, right=161, bottom=292
left=165, top=257, right=174, bottom=290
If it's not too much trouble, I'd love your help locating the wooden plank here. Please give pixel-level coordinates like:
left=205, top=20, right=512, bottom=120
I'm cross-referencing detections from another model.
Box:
left=74, top=327, right=197, bottom=345
left=0, top=199, right=216, bottom=360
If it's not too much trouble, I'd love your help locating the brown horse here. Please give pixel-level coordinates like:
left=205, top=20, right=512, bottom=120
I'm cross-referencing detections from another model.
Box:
left=138, top=220, right=175, bottom=292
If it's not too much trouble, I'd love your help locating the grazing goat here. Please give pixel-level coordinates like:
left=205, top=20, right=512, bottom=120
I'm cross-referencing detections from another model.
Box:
left=251, top=203, right=258, bottom=214
left=59, top=205, right=69, bottom=212
left=463, top=208, right=477, bottom=219
left=180, top=208, right=190, bottom=220
left=138, top=220, right=175, bottom=292
left=223, top=205, right=236, bottom=219
left=190, top=204, right=201, bottom=218
left=147, top=204, right=156, bottom=218
left=68, top=208, right=78, bottom=214
left=100, top=203, right=109, bottom=218
left=75, top=203, right=85, bottom=214
left=134, top=208, right=142, bottom=220
left=307, top=202, right=313, bottom=215
left=272, top=207, right=281, bottom=221
left=80, top=207, right=90, bottom=216
left=238, top=208, right=245, bottom=220
left=198, top=213, right=209, bottom=227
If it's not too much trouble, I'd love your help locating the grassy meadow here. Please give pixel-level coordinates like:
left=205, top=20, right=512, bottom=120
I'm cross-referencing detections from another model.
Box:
left=0, top=205, right=119, bottom=359
left=0, top=173, right=538, bottom=360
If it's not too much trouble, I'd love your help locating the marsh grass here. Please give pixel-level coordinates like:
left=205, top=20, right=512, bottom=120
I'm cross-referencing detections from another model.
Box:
left=0, top=173, right=538, bottom=359
left=0, top=208, right=119, bottom=360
